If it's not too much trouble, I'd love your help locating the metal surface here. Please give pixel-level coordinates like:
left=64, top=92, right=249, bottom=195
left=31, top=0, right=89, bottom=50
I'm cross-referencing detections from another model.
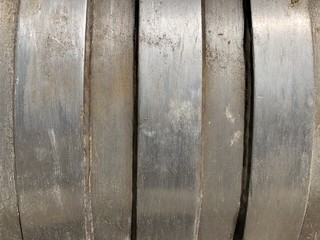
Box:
left=14, top=1, right=87, bottom=239
left=299, top=1, right=320, bottom=239
left=199, top=0, right=245, bottom=239
left=244, top=0, right=314, bottom=239
left=137, top=0, right=202, bottom=239
left=0, top=1, right=22, bottom=239
left=1, top=2, right=319, bottom=239
left=90, top=0, right=134, bottom=239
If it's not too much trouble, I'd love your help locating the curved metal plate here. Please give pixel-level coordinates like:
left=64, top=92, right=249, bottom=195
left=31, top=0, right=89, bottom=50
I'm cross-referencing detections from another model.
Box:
left=137, top=0, right=202, bottom=239
left=299, top=1, right=320, bottom=239
left=90, top=0, right=134, bottom=239
left=0, top=1, right=22, bottom=239
left=244, top=0, right=314, bottom=239
left=199, top=0, right=245, bottom=239
left=14, top=1, right=87, bottom=239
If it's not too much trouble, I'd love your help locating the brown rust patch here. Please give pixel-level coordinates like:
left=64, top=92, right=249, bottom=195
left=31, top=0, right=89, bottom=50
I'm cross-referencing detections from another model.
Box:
left=44, top=4, right=75, bottom=57
left=140, top=33, right=181, bottom=51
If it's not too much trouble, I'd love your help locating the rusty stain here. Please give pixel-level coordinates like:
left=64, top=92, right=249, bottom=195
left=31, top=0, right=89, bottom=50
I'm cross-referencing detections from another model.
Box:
left=116, top=222, right=123, bottom=231
left=140, top=33, right=181, bottom=51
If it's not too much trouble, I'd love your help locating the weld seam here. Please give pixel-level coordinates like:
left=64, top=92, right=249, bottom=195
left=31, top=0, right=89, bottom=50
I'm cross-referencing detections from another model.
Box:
left=83, top=0, right=94, bottom=239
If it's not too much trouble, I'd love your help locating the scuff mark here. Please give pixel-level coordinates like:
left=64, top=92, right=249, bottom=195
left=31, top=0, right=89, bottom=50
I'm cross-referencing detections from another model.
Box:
left=230, top=131, right=242, bottom=146
left=226, top=105, right=235, bottom=124
left=142, top=129, right=156, bottom=137
left=48, top=128, right=57, bottom=150
left=168, top=100, right=200, bottom=135
left=53, top=184, right=63, bottom=207
left=50, top=36, right=63, bottom=46
left=48, top=128, right=61, bottom=178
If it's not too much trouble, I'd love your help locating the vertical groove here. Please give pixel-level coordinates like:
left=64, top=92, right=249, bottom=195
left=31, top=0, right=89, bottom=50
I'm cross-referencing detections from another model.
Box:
left=233, top=0, right=254, bottom=239
left=131, top=0, right=140, bottom=239
left=13, top=0, right=24, bottom=239
left=195, top=0, right=206, bottom=239
left=298, top=1, right=318, bottom=238
left=83, top=0, right=94, bottom=239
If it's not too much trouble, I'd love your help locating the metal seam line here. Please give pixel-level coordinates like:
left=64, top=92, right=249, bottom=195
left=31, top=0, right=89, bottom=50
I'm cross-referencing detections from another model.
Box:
left=131, top=0, right=140, bottom=239
left=233, top=0, right=254, bottom=238
left=83, top=0, right=94, bottom=239
left=14, top=1, right=24, bottom=239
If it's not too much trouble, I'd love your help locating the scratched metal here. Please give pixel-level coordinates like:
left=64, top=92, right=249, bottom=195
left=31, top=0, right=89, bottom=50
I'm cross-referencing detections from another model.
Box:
left=299, top=1, right=320, bottom=239
left=0, top=1, right=22, bottom=239
left=244, top=0, right=314, bottom=239
left=14, top=1, right=87, bottom=239
left=89, top=0, right=134, bottom=239
left=199, top=0, right=245, bottom=239
left=137, top=0, right=202, bottom=239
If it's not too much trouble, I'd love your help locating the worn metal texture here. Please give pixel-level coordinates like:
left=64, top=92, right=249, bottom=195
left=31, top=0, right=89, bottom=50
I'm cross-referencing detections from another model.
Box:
left=14, top=1, right=87, bottom=239
left=199, top=0, right=245, bottom=239
left=299, top=1, right=320, bottom=239
left=89, top=0, right=134, bottom=239
left=244, top=0, right=314, bottom=239
left=137, top=0, right=202, bottom=239
left=0, top=1, right=22, bottom=239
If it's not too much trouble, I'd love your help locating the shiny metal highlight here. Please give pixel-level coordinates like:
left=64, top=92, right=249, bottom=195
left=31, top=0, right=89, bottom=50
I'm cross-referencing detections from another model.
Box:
left=199, top=0, right=245, bottom=239
left=137, top=0, right=202, bottom=239
left=244, top=0, right=314, bottom=239
left=14, top=1, right=87, bottom=239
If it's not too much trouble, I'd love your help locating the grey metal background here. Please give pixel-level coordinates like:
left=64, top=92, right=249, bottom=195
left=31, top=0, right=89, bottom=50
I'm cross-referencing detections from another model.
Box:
left=89, top=0, right=134, bottom=239
left=0, top=0, right=319, bottom=239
